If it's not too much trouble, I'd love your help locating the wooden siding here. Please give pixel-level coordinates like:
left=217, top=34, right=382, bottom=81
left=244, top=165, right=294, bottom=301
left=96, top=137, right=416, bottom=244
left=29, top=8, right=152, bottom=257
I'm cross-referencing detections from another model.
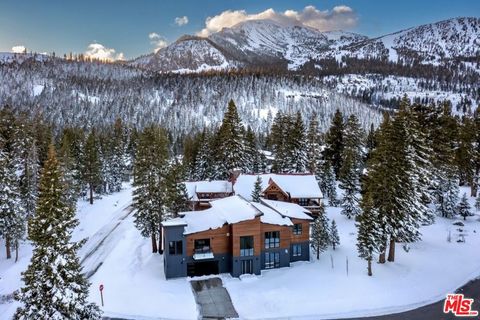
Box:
left=231, top=217, right=262, bottom=256
left=186, top=224, right=231, bottom=255
left=263, top=182, right=289, bottom=201
left=260, top=223, right=291, bottom=249
left=290, top=218, right=311, bottom=243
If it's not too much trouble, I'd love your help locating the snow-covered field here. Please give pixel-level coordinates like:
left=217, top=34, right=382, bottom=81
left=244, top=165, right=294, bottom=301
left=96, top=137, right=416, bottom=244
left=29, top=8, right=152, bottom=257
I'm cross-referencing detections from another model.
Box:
left=1, top=185, right=479, bottom=320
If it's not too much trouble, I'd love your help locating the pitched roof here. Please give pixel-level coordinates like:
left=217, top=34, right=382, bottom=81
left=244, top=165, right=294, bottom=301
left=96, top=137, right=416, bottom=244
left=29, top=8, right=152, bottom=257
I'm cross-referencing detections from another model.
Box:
left=183, top=180, right=233, bottom=201
left=162, top=195, right=311, bottom=235
left=261, top=199, right=313, bottom=221
left=233, top=174, right=322, bottom=200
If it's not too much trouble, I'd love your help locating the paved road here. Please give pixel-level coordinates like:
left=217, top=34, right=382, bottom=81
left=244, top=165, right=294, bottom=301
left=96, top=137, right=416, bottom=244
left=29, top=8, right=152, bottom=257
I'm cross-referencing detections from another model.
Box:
left=341, top=277, right=480, bottom=320
left=191, top=277, right=239, bottom=319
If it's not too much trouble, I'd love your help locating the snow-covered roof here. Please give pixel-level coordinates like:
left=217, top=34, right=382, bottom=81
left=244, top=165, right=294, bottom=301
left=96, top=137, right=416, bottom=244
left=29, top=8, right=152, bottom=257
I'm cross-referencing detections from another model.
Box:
left=183, top=180, right=233, bottom=201
left=251, top=202, right=293, bottom=226
left=162, top=195, right=310, bottom=235
left=233, top=174, right=322, bottom=200
left=261, top=199, right=313, bottom=221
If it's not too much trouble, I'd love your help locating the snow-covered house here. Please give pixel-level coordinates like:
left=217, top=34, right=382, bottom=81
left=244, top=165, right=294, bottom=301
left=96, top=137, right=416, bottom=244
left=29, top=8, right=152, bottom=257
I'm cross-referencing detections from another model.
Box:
left=234, top=173, right=323, bottom=216
left=183, top=180, right=234, bottom=210
left=162, top=195, right=312, bottom=279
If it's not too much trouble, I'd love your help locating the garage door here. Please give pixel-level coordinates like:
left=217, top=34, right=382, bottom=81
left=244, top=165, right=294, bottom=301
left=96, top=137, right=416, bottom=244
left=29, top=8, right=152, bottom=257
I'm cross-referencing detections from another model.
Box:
left=187, top=261, right=219, bottom=277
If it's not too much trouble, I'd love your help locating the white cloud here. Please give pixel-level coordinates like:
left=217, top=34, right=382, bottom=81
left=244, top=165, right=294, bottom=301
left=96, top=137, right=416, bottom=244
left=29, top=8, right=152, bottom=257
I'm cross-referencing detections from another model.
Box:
left=149, top=32, right=168, bottom=53
left=11, top=45, right=26, bottom=53
left=197, top=5, right=358, bottom=37
left=84, top=43, right=124, bottom=61
left=174, top=16, right=189, bottom=26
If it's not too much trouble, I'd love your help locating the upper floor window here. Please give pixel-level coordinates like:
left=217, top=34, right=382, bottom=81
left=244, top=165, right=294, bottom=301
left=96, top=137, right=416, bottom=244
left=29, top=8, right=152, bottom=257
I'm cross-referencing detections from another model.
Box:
left=169, top=241, right=183, bottom=255
left=240, top=236, right=254, bottom=256
left=292, top=223, right=302, bottom=235
left=298, top=198, right=309, bottom=206
left=194, top=239, right=211, bottom=254
left=265, top=231, right=280, bottom=249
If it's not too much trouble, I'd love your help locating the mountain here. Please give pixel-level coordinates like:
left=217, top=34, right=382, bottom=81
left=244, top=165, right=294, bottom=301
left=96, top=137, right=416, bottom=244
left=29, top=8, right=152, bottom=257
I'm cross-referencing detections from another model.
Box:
left=131, top=17, right=479, bottom=72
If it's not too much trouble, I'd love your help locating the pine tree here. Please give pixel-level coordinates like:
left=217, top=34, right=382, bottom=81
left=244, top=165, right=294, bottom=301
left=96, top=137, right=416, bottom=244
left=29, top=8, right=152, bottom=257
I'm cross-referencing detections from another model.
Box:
left=132, top=125, right=169, bottom=253
left=193, top=129, right=214, bottom=180
left=244, top=126, right=263, bottom=174
left=457, top=193, right=474, bottom=220
left=164, top=162, right=190, bottom=217
left=0, top=150, right=26, bottom=261
left=311, top=204, right=330, bottom=259
left=329, top=219, right=340, bottom=250
left=306, top=113, right=322, bottom=175
left=475, top=196, right=480, bottom=212
left=14, top=145, right=101, bottom=319
left=215, top=100, right=246, bottom=179
left=270, top=112, right=288, bottom=173
left=286, top=112, right=308, bottom=173
left=319, top=161, right=338, bottom=206
left=83, top=128, right=102, bottom=204
left=436, top=175, right=459, bottom=219
left=356, top=201, right=382, bottom=276
left=324, top=109, right=344, bottom=178
left=251, top=176, right=263, bottom=202
left=110, top=118, right=127, bottom=192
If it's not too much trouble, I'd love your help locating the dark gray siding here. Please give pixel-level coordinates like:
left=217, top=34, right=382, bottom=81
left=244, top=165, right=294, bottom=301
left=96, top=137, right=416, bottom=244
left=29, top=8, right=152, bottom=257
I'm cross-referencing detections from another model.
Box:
left=185, top=253, right=232, bottom=275
left=260, top=247, right=290, bottom=269
left=290, top=241, right=310, bottom=262
left=163, top=225, right=187, bottom=279
left=231, top=255, right=261, bottom=277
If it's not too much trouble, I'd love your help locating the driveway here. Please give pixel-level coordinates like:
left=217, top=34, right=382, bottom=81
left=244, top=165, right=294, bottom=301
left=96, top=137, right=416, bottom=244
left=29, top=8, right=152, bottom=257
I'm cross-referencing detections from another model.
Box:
left=191, top=277, right=239, bottom=319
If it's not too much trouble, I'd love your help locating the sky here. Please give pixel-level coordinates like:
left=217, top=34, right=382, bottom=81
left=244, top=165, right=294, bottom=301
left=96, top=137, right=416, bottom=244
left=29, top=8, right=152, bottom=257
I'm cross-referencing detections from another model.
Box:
left=0, top=0, right=478, bottom=60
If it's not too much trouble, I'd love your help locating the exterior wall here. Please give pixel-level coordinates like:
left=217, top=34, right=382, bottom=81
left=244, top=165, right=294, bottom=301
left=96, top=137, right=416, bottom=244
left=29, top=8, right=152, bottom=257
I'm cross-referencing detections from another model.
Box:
left=263, top=182, right=289, bottom=201
left=231, top=218, right=262, bottom=256
left=260, top=247, right=291, bottom=269
left=290, top=241, right=310, bottom=262
left=290, top=218, right=311, bottom=243
left=185, top=224, right=230, bottom=256
left=163, top=225, right=187, bottom=279
left=185, top=253, right=232, bottom=275
left=231, top=255, right=261, bottom=277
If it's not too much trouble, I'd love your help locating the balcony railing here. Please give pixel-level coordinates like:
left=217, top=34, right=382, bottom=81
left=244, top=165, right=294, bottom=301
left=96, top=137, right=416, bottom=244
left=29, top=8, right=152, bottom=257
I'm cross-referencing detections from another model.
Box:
left=193, top=246, right=214, bottom=260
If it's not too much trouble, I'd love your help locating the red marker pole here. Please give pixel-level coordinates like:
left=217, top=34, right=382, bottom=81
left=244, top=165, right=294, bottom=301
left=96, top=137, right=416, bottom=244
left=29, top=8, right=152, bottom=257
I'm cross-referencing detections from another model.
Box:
left=99, top=284, right=104, bottom=307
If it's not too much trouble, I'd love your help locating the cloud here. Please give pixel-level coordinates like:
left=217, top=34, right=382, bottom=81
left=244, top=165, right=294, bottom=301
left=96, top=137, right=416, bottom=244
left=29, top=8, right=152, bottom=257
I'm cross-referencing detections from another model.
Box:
left=11, top=45, right=26, bottom=53
left=174, top=16, right=189, bottom=26
left=149, top=32, right=168, bottom=53
left=84, top=43, right=124, bottom=61
left=197, top=5, right=358, bottom=37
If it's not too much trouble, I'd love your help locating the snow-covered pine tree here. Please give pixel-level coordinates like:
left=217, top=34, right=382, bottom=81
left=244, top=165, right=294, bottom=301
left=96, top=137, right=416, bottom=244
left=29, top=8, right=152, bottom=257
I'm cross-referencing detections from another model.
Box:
left=215, top=100, right=246, bottom=179
left=329, top=219, right=340, bottom=250
left=14, top=145, right=101, bottom=319
left=356, top=201, right=382, bottom=276
left=339, top=152, right=361, bottom=219
left=286, top=111, right=308, bottom=173
left=193, top=129, right=214, bottom=181
left=436, top=174, right=459, bottom=219
left=306, top=113, right=322, bottom=175
left=244, top=126, right=262, bottom=174
left=270, top=111, right=288, bottom=173
left=110, top=118, right=127, bottom=192
left=457, top=193, right=474, bottom=220
left=323, top=109, right=344, bottom=178
left=0, top=149, right=26, bottom=261
left=132, top=125, right=169, bottom=253
left=475, top=196, right=480, bottom=212
left=319, top=161, right=338, bottom=206
left=311, top=204, right=330, bottom=259
left=83, top=128, right=102, bottom=204
left=251, top=175, right=263, bottom=202
left=164, top=161, right=190, bottom=217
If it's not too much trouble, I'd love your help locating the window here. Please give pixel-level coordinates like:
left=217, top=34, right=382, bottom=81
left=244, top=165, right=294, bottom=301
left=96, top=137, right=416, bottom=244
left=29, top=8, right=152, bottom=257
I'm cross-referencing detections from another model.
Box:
left=240, top=236, right=254, bottom=256
left=298, top=198, right=309, bottom=206
left=292, top=223, right=302, bottom=235
left=292, top=244, right=302, bottom=257
left=265, top=252, right=280, bottom=269
left=194, top=239, right=211, bottom=254
left=169, top=241, right=183, bottom=255
left=265, top=231, right=280, bottom=249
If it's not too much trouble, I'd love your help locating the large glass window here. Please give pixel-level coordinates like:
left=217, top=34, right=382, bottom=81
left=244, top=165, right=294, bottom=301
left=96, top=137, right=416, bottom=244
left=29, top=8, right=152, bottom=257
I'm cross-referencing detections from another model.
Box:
left=292, top=223, right=302, bottom=235
left=265, top=231, right=280, bottom=249
left=240, top=236, right=254, bottom=256
left=292, top=244, right=302, bottom=257
left=169, top=241, right=183, bottom=255
left=265, top=252, right=280, bottom=269
left=194, top=239, right=211, bottom=254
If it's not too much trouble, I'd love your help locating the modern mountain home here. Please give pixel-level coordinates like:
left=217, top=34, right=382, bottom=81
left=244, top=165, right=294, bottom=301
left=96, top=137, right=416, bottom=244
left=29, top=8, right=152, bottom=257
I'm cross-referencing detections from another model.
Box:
left=233, top=173, right=323, bottom=216
left=162, top=195, right=312, bottom=279
left=183, top=180, right=234, bottom=210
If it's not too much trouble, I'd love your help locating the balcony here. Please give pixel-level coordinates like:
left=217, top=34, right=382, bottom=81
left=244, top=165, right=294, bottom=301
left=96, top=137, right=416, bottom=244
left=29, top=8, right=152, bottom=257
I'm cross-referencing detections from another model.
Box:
left=193, top=246, right=214, bottom=260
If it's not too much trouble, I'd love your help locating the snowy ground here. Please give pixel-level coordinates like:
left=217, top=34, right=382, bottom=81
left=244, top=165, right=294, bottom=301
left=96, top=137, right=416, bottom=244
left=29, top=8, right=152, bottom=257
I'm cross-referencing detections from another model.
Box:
left=222, top=187, right=480, bottom=319
left=1, top=184, right=479, bottom=320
